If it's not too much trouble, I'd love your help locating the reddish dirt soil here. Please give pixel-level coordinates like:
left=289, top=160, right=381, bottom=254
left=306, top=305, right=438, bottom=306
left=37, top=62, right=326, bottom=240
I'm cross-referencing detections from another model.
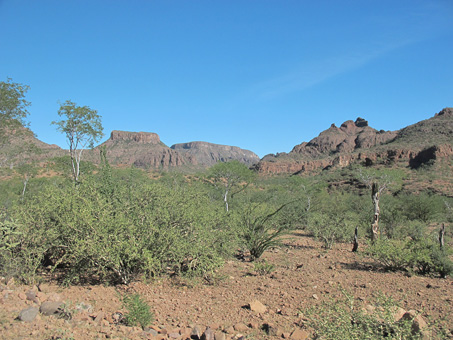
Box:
left=1, top=232, right=452, bottom=340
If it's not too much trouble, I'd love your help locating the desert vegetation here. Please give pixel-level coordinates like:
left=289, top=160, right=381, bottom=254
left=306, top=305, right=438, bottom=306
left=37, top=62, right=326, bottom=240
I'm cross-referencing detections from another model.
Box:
left=1, top=78, right=452, bottom=339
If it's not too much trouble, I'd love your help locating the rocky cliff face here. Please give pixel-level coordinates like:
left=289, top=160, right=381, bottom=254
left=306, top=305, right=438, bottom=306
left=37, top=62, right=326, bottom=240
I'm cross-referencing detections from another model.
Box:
left=290, top=117, right=397, bottom=157
left=256, top=109, right=453, bottom=174
left=87, top=131, right=259, bottom=170
left=109, top=130, right=161, bottom=144
left=90, top=130, right=188, bottom=169
left=170, top=141, right=260, bottom=166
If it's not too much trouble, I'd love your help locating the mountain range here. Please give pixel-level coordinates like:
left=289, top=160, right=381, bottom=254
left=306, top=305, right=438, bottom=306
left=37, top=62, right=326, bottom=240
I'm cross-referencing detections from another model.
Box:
left=3, top=108, right=452, bottom=176
left=255, top=107, right=453, bottom=174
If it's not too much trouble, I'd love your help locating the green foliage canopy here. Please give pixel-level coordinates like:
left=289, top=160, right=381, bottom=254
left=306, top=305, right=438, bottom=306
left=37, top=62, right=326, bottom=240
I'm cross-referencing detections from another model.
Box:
left=208, top=160, right=256, bottom=211
left=52, top=100, right=103, bottom=182
left=0, top=78, right=31, bottom=141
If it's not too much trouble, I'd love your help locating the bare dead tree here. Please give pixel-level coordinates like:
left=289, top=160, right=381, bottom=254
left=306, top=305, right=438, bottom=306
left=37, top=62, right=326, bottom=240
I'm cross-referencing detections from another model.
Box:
left=439, top=223, right=445, bottom=250
left=358, top=168, right=395, bottom=242
left=352, top=226, right=359, bottom=252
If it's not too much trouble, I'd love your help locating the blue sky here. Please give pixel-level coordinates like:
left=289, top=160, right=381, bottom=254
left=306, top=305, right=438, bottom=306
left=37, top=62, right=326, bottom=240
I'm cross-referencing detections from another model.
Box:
left=1, top=0, right=452, bottom=158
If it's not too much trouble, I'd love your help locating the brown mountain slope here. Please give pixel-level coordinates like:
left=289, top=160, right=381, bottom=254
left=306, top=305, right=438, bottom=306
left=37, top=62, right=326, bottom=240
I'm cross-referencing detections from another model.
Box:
left=255, top=108, right=453, bottom=175
left=170, top=141, right=260, bottom=167
left=85, top=131, right=259, bottom=169
left=86, top=130, right=188, bottom=169
left=0, top=127, right=64, bottom=168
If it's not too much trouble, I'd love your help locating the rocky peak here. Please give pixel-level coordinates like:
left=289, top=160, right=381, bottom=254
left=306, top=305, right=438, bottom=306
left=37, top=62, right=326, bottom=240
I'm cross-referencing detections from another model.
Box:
left=339, top=117, right=369, bottom=133
left=436, top=107, right=453, bottom=117
left=355, top=117, right=368, bottom=127
left=290, top=116, right=395, bottom=157
left=340, top=120, right=356, bottom=132
left=109, top=130, right=161, bottom=144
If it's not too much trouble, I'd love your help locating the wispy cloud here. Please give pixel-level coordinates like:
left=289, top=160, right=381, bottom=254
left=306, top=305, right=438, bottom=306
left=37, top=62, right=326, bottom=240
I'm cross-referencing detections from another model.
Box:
left=248, top=38, right=417, bottom=101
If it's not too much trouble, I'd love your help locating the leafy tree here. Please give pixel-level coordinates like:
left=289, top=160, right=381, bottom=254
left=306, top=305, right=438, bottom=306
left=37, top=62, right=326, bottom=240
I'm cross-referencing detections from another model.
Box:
left=308, top=190, right=360, bottom=249
left=0, top=78, right=31, bottom=143
left=0, top=78, right=37, bottom=169
left=208, top=160, right=256, bottom=212
left=16, top=163, right=38, bottom=198
left=52, top=100, right=103, bottom=182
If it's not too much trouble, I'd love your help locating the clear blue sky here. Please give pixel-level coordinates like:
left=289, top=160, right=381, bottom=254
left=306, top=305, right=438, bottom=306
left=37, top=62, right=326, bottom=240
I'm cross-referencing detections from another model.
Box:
left=1, top=0, right=452, bottom=158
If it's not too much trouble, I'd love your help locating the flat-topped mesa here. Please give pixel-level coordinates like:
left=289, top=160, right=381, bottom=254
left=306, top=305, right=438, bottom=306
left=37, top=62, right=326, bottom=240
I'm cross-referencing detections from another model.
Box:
left=171, top=141, right=260, bottom=166
left=109, top=130, right=161, bottom=144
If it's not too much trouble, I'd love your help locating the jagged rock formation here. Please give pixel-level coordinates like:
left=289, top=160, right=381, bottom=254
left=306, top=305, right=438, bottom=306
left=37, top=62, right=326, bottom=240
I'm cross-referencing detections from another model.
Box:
left=170, top=141, right=260, bottom=167
left=255, top=108, right=453, bottom=174
left=290, top=117, right=397, bottom=157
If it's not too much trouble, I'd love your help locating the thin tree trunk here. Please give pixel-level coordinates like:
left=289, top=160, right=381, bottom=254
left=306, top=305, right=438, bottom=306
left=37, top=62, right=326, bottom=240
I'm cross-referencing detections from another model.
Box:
left=352, top=226, right=359, bottom=252
left=439, top=224, right=445, bottom=249
left=371, top=182, right=380, bottom=241
left=224, top=189, right=229, bottom=212
left=21, top=176, right=29, bottom=198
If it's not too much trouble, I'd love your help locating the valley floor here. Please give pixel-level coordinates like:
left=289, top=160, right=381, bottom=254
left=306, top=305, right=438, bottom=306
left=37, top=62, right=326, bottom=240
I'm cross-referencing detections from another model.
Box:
left=1, top=232, right=452, bottom=339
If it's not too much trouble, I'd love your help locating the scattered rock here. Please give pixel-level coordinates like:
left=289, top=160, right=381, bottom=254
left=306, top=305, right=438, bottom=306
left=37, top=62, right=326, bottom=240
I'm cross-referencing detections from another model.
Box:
left=214, top=331, right=226, bottom=340
left=201, top=327, right=215, bottom=340
left=262, top=322, right=282, bottom=337
left=94, top=311, right=105, bottom=323
left=209, top=323, right=220, bottom=331
left=399, top=310, right=428, bottom=337
left=168, top=331, right=181, bottom=339
left=248, top=300, right=267, bottom=313
left=233, top=323, right=248, bottom=332
left=144, top=327, right=159, bottom=336
left=191, top=325, right=203, bottom=339
left=224, top=325, right=235, bottom=334
left=248, top=322, right=259, bottom=329
left=40, top=301, right=65, bottom=316
left=18, top=307, right=39, bottom=322
left=391, top=307, right=407, bottom=322
left=39, top=301, right=71, bottom=319
left=290, top=328, right=309, bottom=340
left=25, top=290, right=39, bottom=303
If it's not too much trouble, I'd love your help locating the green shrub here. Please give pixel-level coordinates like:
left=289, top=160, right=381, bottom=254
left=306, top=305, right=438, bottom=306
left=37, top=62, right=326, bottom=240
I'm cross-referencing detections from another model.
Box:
left=364, top=237, right=453, bottom=278
left=234, top=200, right=294, bottom=260
left=380, top=196, right=408, bottom=239
left=121, top=293, right=153, bottom=329
left=303, top=290, right=425, bottom=340
left=400, top=193, right=444, bottom=223
left=0, top=212, right=44, bottom=284
left=363, top=238, right=413, bottom=271
left=10, top=175, right=232, bottom=284
left=253, top=259, right=275, bottom=275
left=407, top=239, right=453, bottom=278
left=307, top=191, right=360, bottom=249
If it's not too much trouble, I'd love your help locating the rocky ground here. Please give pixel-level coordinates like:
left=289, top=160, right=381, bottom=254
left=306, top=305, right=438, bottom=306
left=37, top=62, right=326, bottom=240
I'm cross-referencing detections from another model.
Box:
left=1, top=232, right=452, bottom=340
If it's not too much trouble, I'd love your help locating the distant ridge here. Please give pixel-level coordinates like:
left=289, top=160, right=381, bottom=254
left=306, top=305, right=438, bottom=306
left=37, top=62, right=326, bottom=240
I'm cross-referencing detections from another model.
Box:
left=84, top=130, right=259, bottom=169
left=171, top=141, right=260, bottom=167
left=3, top=108, right=451, bottom=176
left=254, top=108, right=453, bottom=174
